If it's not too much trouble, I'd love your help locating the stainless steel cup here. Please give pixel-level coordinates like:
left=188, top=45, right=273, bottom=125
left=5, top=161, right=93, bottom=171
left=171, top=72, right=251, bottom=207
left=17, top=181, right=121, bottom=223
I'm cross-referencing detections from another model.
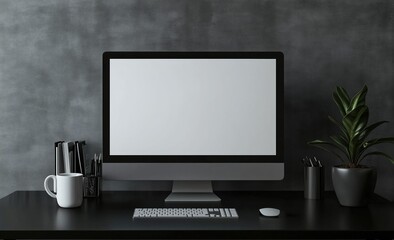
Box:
left=304, top=167, right=324, bottom=199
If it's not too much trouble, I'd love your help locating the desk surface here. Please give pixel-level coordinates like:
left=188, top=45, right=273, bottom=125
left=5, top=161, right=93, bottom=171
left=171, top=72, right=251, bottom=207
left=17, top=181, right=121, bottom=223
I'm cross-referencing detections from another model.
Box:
left=0, top=191, right=393, bottom=239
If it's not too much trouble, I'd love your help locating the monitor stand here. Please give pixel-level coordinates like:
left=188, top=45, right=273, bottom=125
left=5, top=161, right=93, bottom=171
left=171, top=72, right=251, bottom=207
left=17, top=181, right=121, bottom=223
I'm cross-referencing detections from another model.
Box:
left=165, top=181, right=221, bottom=202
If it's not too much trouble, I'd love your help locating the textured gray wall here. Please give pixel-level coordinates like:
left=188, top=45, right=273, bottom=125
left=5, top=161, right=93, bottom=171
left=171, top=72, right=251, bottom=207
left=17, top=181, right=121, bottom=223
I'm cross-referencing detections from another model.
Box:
left=0, top=0, right=393, bottom=200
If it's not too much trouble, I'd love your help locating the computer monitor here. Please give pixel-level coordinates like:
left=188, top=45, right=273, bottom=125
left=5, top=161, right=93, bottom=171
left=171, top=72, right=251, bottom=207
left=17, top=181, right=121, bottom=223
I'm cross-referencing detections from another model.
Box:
left=103, top=52, right=284, bottom=202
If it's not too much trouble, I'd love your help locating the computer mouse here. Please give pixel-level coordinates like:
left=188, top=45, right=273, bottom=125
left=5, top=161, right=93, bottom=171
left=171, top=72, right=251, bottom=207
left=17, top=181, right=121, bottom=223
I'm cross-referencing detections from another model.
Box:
left=259, top=208, right=280, bottom=217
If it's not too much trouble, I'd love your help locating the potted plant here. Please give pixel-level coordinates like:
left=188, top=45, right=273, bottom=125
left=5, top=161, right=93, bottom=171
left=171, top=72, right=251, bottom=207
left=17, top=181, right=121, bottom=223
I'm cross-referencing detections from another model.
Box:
left=308, top=85, right=394, bottom=206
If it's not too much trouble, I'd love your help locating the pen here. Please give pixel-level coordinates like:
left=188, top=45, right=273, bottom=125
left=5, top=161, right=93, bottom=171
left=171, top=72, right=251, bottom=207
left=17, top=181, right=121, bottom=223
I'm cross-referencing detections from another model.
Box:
left=95, top=156, right=97, bottom=176
left=91, top=154, right=97, bottom=176
left=98, top=153, right=102, bottom=176
left=90, top=158, right=94, bottom=176
left=315, top=157, right=323, bottom=167
left=312, top=157, right=317, bottom=167
left=308, top=157, right=314, bottom=167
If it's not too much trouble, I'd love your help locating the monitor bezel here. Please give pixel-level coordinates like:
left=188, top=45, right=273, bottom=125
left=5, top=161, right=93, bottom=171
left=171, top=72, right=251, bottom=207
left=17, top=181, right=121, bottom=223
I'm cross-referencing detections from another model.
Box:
left=103, top=52, right=284, bottom=163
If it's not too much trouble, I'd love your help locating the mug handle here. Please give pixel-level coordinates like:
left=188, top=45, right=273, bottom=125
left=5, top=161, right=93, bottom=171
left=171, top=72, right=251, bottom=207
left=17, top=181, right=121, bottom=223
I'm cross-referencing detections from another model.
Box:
left=44, top=175, right=57, bottom=198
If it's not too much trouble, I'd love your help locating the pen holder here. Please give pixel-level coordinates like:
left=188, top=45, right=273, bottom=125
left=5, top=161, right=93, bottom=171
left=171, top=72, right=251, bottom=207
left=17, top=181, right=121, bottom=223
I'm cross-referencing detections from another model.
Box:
left=83, top=175, right=101, bottom=198
left=304, top=166, right=324, bottom=199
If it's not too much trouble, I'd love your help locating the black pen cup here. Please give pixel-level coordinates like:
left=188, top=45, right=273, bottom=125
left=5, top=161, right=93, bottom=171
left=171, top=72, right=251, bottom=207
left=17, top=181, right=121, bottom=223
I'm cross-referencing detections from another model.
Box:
left=83, top=175, right=101, bottom=198
left=304, top=166, right=324, bottom=199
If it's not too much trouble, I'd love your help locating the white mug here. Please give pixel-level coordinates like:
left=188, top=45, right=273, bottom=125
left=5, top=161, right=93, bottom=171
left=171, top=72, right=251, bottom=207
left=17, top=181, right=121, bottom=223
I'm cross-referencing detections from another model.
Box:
left=44, top=173, right=83, bottom=208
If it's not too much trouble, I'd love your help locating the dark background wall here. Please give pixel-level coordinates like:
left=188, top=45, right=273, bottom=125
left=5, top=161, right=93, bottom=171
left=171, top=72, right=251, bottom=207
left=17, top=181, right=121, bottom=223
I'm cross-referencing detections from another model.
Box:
left=0, top=0, right=393, bottom=200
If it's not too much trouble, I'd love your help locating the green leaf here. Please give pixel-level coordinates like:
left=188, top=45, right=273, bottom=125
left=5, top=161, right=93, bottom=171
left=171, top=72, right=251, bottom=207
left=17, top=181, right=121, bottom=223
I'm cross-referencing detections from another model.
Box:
left=308, top=140, right=345, bottom=162
left=329, top=135, right=349, bottom=158
left=333, top=91, right=347, bottom=116
left=337, top=86, right=350, bottom=102
left=328, top=115, right=349, bottom=140
left=336, top=86, right=350, bottom=112
left=363, top=137, right=394, bottom=149
left=356, top=136, right=394, bottom=161
left=358, top=121, right=388, bottom=140
left=348, top=135, right=362, bottom=163
left=342, top=106, right=367, bottom=136
left=349, top=85, right=368, bottom=111
left=338, top=134, right=349, bottom=147
left=359, top=151, right=394, bottom=165
left=352, top=106, right=369, bottom=134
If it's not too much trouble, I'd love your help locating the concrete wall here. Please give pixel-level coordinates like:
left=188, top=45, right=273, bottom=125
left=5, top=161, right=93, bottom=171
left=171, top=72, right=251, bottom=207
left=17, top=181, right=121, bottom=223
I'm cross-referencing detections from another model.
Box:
left=0, top=0, right=393, bottom=200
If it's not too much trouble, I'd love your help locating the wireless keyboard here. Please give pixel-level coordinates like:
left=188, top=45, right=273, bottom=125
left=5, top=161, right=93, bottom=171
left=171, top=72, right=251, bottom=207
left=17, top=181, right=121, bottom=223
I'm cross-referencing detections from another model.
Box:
left=133, top=208, right=239, bottom=219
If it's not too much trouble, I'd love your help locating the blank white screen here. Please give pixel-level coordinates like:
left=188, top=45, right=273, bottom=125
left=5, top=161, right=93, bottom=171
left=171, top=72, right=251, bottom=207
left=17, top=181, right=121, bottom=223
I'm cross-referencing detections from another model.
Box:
left=110, top=59, right=276, bottom=155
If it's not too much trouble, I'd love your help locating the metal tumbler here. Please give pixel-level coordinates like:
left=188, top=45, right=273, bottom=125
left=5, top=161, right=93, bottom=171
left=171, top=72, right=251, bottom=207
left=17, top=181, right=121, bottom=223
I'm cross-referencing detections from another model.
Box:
left=304, top=166, right=324, bottom=199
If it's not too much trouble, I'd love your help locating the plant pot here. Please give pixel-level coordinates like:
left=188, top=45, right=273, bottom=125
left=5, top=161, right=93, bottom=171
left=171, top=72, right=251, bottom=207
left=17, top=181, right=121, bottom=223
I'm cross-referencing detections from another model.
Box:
left=332, top=166, right=377, bottom=207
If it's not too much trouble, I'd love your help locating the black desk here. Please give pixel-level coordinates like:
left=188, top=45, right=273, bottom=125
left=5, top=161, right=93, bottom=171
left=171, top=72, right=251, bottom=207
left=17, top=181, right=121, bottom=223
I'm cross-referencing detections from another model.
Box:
left=0, top=191, right=393, bottom=239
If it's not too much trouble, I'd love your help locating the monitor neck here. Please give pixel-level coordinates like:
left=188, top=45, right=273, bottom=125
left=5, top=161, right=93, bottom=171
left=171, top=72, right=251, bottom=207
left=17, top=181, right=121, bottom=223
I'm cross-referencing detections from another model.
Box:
left=165, top=181, right=221, bottom=202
